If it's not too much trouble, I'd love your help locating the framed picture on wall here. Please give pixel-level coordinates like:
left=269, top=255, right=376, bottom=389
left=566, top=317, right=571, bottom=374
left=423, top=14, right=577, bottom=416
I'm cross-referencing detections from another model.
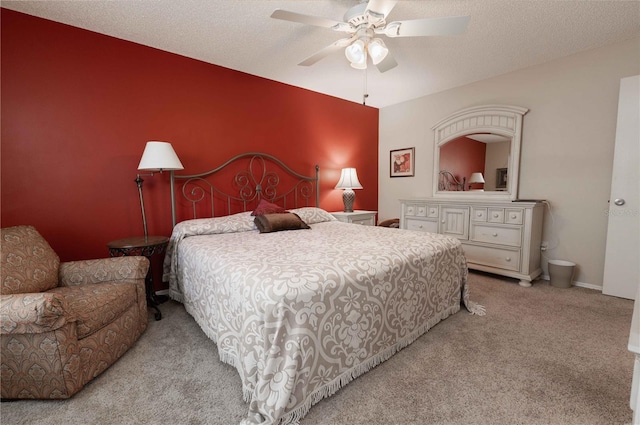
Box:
left=390, top=147, right=415, bottom=177
left=496, top=168, right=508, bottom=189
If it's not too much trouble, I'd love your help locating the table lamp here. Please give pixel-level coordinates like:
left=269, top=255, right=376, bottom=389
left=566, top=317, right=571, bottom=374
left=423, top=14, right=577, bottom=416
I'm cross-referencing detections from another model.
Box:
left=335, top=168, right=363, bottom=212
left=468, top=172, right=485, bottom=191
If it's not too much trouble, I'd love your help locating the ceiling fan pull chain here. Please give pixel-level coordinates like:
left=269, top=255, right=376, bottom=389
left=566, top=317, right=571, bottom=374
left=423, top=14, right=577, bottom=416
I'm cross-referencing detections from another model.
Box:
left=362, top=67, right=369, bottom=105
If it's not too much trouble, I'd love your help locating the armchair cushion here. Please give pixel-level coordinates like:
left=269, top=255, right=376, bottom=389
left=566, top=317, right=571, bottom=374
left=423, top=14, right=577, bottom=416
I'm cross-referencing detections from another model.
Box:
left=58, top=257, right=149, bottom=287
left=49, top=283, right=137, bottom=339
left=0, top=292, right=69, bottom=334
left=1, top=226, right=60, bottom=295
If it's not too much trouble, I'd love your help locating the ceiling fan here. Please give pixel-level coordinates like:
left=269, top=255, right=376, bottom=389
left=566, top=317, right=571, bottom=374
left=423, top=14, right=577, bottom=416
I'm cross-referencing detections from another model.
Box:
left=271, top=0, right=470, bottom=73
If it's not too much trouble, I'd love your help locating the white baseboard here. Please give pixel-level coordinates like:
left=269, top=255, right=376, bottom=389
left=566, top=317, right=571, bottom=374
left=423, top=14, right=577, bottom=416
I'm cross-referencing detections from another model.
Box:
left=539, top=274, right=602, bottom=292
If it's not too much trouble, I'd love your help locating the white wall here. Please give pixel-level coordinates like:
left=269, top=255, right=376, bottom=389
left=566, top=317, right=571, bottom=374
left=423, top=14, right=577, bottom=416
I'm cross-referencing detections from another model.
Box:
left=378, top=36, right=640, bottom=288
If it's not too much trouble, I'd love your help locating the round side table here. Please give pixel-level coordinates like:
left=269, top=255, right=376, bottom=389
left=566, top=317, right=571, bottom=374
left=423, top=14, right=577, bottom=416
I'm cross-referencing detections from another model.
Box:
left=107, top=235, right=169, bottom=321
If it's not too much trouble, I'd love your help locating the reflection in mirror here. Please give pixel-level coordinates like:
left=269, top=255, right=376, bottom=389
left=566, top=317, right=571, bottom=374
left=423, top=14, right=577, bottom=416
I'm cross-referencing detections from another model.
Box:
left=438, top=170, right=465, bottom=191
left=432, top=104, right=528, bottom=201
left=439, top=133, right=511, bottom=191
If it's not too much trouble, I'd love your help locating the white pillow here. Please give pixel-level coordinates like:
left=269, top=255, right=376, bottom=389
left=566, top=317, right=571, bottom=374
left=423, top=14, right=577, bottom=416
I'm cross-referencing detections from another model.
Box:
left=288, top=207, right=337, bottom=225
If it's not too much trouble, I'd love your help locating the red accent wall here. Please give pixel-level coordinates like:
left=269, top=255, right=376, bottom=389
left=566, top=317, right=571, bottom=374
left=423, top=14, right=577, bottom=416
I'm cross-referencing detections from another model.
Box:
left=439, top=136, right=486, bottom=189
left=1, top=10, right=378, bottom=263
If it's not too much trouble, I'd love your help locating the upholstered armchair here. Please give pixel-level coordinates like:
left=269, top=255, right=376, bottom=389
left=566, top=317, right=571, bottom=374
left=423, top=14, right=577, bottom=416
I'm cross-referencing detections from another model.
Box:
left=0, top=225, right=149, bottom=399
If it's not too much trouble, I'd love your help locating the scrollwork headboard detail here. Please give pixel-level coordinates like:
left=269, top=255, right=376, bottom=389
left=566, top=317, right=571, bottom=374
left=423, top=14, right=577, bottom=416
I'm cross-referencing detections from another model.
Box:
left=438, top=170, right=466, bottom=191
left=170, top=152, right=320, bottom=226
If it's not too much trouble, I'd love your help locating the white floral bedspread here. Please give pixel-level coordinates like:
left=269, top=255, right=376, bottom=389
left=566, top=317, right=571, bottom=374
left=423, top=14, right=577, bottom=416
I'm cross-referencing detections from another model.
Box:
left=163, top=208, right=483, bottom=425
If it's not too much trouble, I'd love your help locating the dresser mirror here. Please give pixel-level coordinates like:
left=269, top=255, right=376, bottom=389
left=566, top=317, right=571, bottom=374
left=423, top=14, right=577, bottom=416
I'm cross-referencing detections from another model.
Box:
left=432, top=105, right=529, bottom=201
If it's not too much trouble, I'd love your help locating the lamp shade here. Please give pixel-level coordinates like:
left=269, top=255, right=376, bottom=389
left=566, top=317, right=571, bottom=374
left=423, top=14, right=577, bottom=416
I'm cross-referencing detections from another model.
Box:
left=345, top=40, right=367, bottom=69
left=335, top=168, right=363, bottom=190
left=368, top=38, right=389, bottom=65
left=138, top=141, right=184, bottom=171
left=468, top=172, right=485, bottom=184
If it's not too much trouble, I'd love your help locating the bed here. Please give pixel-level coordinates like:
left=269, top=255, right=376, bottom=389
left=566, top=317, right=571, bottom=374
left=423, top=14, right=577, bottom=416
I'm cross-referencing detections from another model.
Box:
left=163, top=153, right=484, bottom=425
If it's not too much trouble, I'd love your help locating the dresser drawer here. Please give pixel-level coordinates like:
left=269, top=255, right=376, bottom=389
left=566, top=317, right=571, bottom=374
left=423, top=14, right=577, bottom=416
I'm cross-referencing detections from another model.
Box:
left=351, top=216, right=375, bottom=226
left=464, top=244, right=521, bottom=272
left=406, top=218, right=437, bottom=233
left=405, top=204, right=436, bottom=218
left=488, top=208, right=505, bottom=223
left=470, top=224, right=522, bottom=247
left=505, top=209, right=524, bottom=225
left=472, top=207, right=487, bottom=222
left=405, top=205, right=420, bottom=216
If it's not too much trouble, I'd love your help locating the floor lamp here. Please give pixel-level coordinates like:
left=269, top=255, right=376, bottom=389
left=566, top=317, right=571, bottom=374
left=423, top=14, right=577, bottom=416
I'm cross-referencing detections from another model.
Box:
left=136, top=141, right=184, bottom=239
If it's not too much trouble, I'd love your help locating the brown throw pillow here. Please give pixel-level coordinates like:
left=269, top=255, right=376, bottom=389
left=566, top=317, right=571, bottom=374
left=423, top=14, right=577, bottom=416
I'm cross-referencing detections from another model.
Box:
left=251, top=199, right=287, bottom=216
left=254, top=213, right=311, bottom=233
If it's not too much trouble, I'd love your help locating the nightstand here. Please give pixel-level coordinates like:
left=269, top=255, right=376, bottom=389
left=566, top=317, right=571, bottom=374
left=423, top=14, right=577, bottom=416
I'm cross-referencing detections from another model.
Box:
left=107, top=235, right=169, bottom=321
left=330, top=210, right=377, bottom=226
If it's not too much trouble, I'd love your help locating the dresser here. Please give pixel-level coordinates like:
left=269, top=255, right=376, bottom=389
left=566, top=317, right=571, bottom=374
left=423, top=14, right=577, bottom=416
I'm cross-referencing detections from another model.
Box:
left=331, top=210, right=377, bottom=226
left=400, top=198, right=544, bottom=286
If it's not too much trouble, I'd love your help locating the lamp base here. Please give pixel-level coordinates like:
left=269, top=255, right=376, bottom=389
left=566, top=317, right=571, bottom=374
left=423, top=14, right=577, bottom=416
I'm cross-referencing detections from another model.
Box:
left=342, top=189, right=355, bottom=212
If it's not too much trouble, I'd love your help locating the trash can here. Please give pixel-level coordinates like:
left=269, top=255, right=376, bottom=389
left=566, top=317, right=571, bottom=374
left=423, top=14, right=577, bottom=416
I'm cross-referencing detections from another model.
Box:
left=548, top=260, right=576, bottom=288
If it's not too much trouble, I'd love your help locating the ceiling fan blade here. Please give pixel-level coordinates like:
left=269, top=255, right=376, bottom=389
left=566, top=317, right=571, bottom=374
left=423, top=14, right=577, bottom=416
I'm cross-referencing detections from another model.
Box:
left=375, top=52, right=398, bottom=73
left=298, top=37, right=356, bottom=66
left=365, top=0, right=398, bottom=18
left=383, top=15, right=470, bottom=37
left=271, top=9, right=351, bottom=31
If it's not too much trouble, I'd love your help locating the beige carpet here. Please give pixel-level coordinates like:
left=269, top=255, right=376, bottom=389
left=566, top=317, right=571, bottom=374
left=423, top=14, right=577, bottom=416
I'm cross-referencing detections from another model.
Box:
left=1, top=272, right=635, bottom=425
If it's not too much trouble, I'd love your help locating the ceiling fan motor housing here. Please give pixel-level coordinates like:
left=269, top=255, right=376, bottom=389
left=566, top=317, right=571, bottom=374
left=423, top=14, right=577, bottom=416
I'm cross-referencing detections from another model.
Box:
left=344, top=2, right=386, bottom=29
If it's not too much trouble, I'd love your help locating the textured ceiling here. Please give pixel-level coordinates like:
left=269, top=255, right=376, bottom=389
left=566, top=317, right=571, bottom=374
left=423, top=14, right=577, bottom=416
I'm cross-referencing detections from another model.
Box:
left=3, top=0, right=639, bottom=108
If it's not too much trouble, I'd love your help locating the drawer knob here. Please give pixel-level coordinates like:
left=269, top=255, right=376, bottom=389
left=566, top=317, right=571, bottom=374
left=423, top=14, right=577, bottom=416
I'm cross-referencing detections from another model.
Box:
left=492, top=233, right=498, bottom=237
left=477, top=212, right=482, bottom=216
left=505, top=257, right=511, bottom=262
left=441, top=220, right=445, bottom=223
left=511, top=214, right=517, bottom=219
left=493, top=214, right=499, bottom=218
left=419, top=225, right=423, bottom=229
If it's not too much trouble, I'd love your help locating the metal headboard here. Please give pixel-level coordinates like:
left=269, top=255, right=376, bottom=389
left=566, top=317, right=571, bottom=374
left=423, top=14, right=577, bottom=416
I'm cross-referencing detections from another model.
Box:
left=170, top=152, right=320, bottom=226
left=438, top=170, right=466, bottom=191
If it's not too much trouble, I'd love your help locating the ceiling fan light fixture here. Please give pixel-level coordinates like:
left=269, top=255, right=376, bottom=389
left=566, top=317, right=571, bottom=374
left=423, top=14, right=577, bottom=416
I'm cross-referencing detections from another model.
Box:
left=350, top=56, right=368, bottom=69
left=368, top=38, right=389, bottom=65
left=345, top=39, right=367, bottom=67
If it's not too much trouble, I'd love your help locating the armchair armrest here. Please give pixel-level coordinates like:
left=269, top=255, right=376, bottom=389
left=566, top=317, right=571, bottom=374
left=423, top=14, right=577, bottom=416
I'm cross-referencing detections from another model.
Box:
left=0, top=292, right=70, bottom=335
left=59, top=257, right=149, bottom=287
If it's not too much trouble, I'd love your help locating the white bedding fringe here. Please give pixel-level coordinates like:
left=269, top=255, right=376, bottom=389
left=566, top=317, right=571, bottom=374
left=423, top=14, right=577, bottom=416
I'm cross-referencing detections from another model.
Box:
left=173, top=277, right=485, bottom=425
left=466, top=300, right=486, bottom=316
left=273, top=303, right=461, bottom=425
left=174, top=292, right=486, bottom=425
left=269, top=295, right=486, bottom=425
left=169, top=289, right=184, bottom=304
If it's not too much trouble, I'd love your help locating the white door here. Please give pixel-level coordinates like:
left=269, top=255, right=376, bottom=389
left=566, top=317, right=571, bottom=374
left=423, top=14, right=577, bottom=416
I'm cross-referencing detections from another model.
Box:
left=602, top=75, right=640, bottom=300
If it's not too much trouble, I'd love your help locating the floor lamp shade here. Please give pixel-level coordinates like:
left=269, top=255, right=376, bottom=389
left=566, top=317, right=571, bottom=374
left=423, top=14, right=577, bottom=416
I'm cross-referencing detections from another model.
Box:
left=136, top=141, right=184, bottom=239
left=138, top=141, right=184, bottom=171
left=335, top=168, right=363, bottom=213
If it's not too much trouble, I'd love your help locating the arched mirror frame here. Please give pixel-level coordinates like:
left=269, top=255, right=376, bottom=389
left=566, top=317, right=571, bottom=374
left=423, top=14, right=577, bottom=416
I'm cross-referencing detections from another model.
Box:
left=432, top=104, right=529, bottom=201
